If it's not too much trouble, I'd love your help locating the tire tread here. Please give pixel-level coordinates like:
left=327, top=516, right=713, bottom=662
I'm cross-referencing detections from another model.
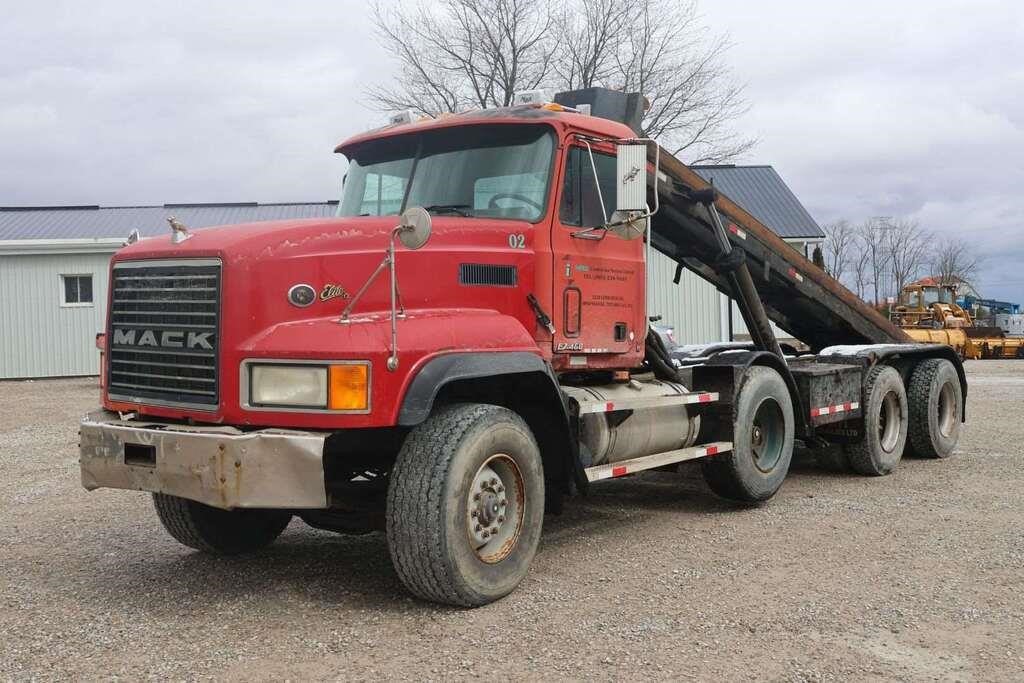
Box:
left=387, top=403, right=529, bottom=606
left=907, top=358, right=958, bottom=458
left=152, top=493, right=290, bottom=555
left=846, top=365, right=906, bottom=476
left=701, top=366, right=794, bottom=502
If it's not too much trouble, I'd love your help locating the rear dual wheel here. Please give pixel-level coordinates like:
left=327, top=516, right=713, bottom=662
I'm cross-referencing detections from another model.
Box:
left=907, top=358, right=962, bottom=459
left=846, top=365, right=908, bottom=476
left=845, top=360, right=962, bottom=475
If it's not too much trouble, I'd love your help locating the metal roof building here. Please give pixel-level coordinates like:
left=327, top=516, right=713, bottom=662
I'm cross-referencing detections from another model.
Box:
left=0, top=202, right=338, bottom=242
left=691, top=165, right=825, bottom=344
left=0, top=202, right=338, bottom=378
left=0, top=165, right=822, bottom=378
left=692, top=165, right=824, bottom=241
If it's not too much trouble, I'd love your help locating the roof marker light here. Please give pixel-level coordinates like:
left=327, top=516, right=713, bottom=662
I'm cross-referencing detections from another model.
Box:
left=513, top=89, right=547, bottom=105
left=389, top=110, right=416, bottom=126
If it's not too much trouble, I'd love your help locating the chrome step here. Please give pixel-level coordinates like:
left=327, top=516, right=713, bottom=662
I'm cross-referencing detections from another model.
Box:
left=584, top=441, right=733, bottom=482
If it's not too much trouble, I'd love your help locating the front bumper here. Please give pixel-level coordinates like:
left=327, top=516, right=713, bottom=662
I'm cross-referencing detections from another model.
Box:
left=79, top=410, right=328, bottom=510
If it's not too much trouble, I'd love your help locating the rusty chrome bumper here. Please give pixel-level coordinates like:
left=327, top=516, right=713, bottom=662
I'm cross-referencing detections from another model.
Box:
left=79, top=410, right=328, bottom=510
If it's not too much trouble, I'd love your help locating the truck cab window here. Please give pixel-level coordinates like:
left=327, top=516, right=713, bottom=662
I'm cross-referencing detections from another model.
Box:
left=474, top=172, right=547, bottom=217
left=338, top=124, right=554, bottom=221
left=560, top=147, right=618, bottom=228
left=358, top=172, right=407, bottom=216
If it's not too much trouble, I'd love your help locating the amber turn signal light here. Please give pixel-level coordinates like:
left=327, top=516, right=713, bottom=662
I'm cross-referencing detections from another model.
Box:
left=328, top=364, right=369, bottom=411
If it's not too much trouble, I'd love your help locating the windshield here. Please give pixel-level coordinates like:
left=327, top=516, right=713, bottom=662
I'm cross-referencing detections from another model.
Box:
left=922, top=287, right=953, bottom=305
left=338, top=124, right=555, bottom=222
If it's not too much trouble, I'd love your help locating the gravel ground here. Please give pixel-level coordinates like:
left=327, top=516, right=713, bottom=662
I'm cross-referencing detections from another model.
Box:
left=1, top=361, right=1022, bottom=681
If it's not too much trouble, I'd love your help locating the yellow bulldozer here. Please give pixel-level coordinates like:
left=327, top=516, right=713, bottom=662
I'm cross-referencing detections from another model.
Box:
left=894, top=282, right=1024, bottom=359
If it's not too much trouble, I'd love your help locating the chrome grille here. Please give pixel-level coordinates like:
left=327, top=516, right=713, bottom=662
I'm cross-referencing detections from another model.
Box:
left=107, top=259, right=221, bottom=409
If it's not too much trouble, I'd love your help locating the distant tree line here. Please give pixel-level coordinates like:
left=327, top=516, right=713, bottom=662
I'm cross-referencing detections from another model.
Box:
left=821, top=218, right=981, bottom=304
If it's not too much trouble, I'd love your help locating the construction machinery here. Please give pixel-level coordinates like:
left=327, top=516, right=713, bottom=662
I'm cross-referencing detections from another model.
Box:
left=894, top=282, right=1024, bottom=359
left=960, top=296, right=1024, bottom=336
left=80, top=88, right=968, bottom=606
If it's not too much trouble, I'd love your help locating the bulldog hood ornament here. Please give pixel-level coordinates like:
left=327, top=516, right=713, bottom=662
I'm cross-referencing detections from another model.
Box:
left=167, top=216, right=192, bottom=244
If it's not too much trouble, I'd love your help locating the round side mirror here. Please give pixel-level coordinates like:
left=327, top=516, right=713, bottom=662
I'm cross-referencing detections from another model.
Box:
left=608, top=209, right=648, bottom=240
left=397, top=206, right=432, bottom=250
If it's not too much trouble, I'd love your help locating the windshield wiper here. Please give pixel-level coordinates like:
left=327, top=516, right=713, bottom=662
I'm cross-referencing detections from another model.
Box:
left=424, top=204, right=473, bottom=217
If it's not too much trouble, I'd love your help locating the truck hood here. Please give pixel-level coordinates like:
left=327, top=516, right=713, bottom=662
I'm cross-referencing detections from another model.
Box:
left=113, top=215, right=532, bottom=265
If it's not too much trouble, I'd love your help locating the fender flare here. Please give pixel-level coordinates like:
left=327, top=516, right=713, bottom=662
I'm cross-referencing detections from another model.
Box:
left=397, top=351, right=586, bottom=498
left=398, top=352, right=557, bottom=426
left=695, top=350, right=809, bottom=438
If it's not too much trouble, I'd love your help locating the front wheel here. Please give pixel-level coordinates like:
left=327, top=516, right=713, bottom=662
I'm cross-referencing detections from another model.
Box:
left=152, top=493, right=291, bottom=555
left=701, top=366, right=795, bottom=502
left=386, top=403, right=545, bottom=607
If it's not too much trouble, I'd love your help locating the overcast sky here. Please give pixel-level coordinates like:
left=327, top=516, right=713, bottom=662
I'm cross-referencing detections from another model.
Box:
left=2, top=0, right=1022, bottom=302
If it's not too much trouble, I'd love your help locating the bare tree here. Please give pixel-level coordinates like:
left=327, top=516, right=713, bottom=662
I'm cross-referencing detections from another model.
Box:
left=849, top=240, right=871, bottom=301
left=884, top=218, right=932, bottom=298
left=555, top=0, right=632, bottom=91
left=822, top=219, right=855, bottom=281
left=931, top=236, right=981, bottom=290
left=858, top=218, right=891, bottom=305
left=370, top=0, right=756, bottom=163
left=369, top=0, right=558, bottom=113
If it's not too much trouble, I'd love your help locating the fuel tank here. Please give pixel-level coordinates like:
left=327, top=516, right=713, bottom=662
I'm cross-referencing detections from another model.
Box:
left=563, top=377, right=700, bottom=466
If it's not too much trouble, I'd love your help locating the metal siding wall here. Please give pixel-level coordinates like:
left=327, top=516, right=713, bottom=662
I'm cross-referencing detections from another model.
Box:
left=647, top=249, right=725, bottom=344
left=727, top=301, right=791, bottom=341
left=0, top=251, right=112, bottom=378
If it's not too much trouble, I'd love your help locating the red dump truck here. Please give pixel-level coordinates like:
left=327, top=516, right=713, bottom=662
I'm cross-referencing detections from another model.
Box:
left=80, top=88, right=966, bottom=606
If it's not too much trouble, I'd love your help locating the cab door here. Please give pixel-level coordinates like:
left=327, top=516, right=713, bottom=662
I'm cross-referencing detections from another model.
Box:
left=550, top=144, right=645, bottom=370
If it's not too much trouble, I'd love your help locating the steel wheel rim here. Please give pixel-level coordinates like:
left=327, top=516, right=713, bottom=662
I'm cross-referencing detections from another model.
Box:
left=751, top=397, right=785, bottom=472
left=937, top=382, right=956, bottom=438
left=878, top=390, right=902, bottom=453
left=466, top=453, right=525, bottom=564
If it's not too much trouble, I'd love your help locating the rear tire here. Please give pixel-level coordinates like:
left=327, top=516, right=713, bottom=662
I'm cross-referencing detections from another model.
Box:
left=845, top=365, right=908, bottom=476
left=906, top=358, right=962, bottom=458
left=386, top=403, right=545, bottom=607
left=152, top=493, right=291, bottom=555
left=701, top=366, right=794, bottom=502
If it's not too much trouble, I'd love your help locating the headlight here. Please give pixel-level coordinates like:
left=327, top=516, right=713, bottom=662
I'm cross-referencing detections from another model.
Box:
left=248, top=362, right=369, bottom=411
left=250, top=365, right=328, bottom=408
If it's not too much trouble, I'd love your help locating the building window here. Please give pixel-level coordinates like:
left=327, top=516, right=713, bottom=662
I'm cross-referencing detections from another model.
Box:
left=61, top=274, right=93, bottom=306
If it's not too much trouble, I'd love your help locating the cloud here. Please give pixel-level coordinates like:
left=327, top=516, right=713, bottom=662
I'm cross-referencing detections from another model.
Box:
left=700, top=0, right=1024, bottom=302
left=0, top=0, right=390, bottom=206
left=1, top=0, right=1022, bottom=303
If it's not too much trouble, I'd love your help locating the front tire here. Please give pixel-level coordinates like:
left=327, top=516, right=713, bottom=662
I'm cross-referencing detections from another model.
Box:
left=386, top=403, right=545, bottom=607
left=152, top=493, right=291, bottom=555
left=845, top=365, right=908, bottom=476
left=701, top=366, right=795, bottom=502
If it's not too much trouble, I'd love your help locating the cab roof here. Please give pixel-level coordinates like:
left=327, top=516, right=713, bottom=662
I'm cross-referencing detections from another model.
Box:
left=334, top=104, right=637, bottom=157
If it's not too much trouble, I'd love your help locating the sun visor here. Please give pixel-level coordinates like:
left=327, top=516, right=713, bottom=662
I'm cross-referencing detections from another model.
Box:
left=553, top=88, right=648, bottom=134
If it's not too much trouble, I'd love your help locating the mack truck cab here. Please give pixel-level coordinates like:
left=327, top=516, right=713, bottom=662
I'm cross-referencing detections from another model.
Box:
left=80, top=89, right=967, bottom=607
